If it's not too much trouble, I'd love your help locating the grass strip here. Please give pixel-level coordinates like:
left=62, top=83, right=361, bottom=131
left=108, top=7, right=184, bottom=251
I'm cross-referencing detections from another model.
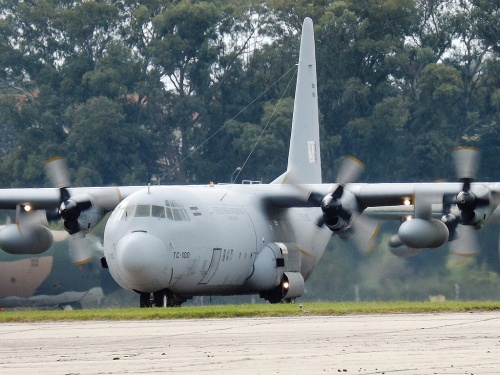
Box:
left=1, top=301, right=500, bottom=323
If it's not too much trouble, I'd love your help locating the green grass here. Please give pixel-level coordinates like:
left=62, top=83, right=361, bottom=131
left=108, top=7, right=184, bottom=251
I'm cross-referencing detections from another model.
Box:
left=2, top=301, right=500, bottom=322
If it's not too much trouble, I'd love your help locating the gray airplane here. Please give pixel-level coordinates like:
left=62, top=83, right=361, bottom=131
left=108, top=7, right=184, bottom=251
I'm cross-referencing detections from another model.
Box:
left=0, top=18, right=498, bottom=307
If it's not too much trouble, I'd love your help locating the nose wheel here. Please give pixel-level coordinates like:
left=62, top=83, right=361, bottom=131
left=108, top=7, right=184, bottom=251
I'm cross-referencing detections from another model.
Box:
left=139, top=292, right=152, bottom=308
left=138, top=290, right=188, bottom=308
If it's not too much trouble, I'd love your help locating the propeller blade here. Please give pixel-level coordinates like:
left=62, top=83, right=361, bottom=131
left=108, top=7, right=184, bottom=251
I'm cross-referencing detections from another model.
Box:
left=453, top=146, right=479, bottom=182
left=51, top=230, right=69, bottom=242
left=449, top=224, right=480, bottom=258
left=348, top=214, right=380, bottom=255
left=68, top=233, right=94, bottom=265
left=45, top=156, right=71, bottom=188
left=336, top=156, right=365, bottom=187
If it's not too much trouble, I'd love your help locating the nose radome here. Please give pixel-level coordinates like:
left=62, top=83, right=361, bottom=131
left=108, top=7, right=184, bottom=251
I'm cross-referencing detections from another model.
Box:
left=116, top=231, right=169, bottom=292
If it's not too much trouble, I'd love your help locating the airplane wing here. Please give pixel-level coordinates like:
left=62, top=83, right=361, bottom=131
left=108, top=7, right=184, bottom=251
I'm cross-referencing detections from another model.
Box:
left=0, top=186, right=143, bottom=211
left=0, top=185, right=144, bottom=263
left=260, top=177, right=500, bottom=256
left=0, top=287, right=104, bottom=309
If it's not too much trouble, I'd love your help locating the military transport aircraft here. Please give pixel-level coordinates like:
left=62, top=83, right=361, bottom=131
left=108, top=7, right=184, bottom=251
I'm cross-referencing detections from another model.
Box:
left=0, top=18, right=498, bottom=307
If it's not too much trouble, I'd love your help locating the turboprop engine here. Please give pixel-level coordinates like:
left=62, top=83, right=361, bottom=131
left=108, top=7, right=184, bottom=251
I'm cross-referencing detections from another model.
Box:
left=304, top=156, right=380, bottom=254
left=59, top=193, right=106, bottom=235
left=0, top=224, right=53, bottom=254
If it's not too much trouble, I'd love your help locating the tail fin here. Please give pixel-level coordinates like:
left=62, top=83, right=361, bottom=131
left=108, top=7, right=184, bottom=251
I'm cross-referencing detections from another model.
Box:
left=272, top=17, right=321, bottom=185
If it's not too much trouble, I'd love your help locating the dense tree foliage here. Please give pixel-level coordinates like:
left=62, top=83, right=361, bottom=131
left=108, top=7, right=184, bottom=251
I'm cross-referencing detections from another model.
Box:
left=1, top=0, right=500, bottom=299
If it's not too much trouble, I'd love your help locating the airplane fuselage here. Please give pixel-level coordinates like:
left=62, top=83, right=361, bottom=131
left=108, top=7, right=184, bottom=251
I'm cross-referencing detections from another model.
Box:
left=103, top=183, right=332, bottom=299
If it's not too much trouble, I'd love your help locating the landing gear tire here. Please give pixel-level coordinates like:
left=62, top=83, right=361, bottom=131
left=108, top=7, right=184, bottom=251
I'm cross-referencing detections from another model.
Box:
left=139, top=292, right=152, bottom=308
left=139, top=289, right=189, bottom=308
left=166, top=295, right=186, bottom=307
left=153, top=290, right=167, bottom=307
left=260, top=286, right=284, bottom=304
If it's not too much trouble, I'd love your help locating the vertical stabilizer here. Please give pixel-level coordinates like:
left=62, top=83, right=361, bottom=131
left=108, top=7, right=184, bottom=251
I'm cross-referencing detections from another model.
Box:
left=272, top=17, right=321, bottom=185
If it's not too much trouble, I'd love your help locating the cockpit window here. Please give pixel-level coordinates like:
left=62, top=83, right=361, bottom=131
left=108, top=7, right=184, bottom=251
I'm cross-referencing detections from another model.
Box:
left=134, top=205, right=150, bottom=217
left=111, top=201, right=189, bottom=222
left=165, top=200, right=190, bottom=221
left=165, top=206, right=173, bottom=220
left=110, top=203, right=135, bottom=222
left=152, top=205, right=165, bottom=218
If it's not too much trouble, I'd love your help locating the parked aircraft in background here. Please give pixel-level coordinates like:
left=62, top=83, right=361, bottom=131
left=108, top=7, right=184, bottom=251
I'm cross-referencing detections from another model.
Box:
left=0, top=18, right=498, bottom=307
left=0, top=234, right=115, bottom=309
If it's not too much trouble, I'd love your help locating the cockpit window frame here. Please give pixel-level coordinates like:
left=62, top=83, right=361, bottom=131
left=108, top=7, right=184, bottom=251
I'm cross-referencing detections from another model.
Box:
left=152, top=205, right=166, bottom=219
left=134, top=205, right=151, bottom=217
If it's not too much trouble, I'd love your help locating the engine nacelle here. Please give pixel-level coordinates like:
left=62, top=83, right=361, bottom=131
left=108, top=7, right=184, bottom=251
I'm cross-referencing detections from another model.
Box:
left=467, top=191, right=495, bottom=228
left=75, top=204, right=105, bottom=234
left=457, top=184, right=496, bottom=228
left=398, top=218, right=449, bottom=249
left=325, top=216, right=350, bottom=232
left=388, top=234, right=421, bottom=257
left=323, top=190, right=359, bottom=232
left=0, top=224, right=53, bottom=254
left=62, top=193, right=106, bottom=235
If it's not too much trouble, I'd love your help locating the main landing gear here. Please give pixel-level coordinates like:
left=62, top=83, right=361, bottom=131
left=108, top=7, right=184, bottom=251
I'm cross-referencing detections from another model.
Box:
left=138, top=289, right=188, bottom=308
left=260, top=285, right=296, bottom=304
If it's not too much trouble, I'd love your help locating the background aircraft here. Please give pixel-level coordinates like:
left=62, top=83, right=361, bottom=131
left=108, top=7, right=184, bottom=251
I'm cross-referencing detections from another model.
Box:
left=0, top=231, right=121, bottom=310
left=0, top=18, right=499, bottom=308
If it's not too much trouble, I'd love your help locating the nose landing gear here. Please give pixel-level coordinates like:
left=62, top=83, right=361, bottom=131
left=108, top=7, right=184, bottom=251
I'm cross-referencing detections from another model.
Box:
left=138, top=289, right=188, bottom=308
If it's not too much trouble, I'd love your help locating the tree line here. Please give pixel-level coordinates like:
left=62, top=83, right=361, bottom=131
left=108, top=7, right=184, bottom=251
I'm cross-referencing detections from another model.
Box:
left=1, top=0, right=498, bottom=187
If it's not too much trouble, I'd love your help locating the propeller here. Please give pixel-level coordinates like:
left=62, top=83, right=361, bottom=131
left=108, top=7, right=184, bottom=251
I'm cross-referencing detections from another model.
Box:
left=441, top=147, right=486, bottom=260
left=45, top=157, right=92, bottom=235
left=311, top=156, right=380, bottom=254
left=450, top=147, right=491, bottom=226
left=316, top=156, right=365, bottom=228
left=45, top=157, right=94, bottom=264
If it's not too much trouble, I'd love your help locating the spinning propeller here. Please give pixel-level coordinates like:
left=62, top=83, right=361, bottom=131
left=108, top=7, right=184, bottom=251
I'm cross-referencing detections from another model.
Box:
left=45, top=157, right=92, bottom=235
left=10, top=156, right=115, bottom=264
left=441, top=147, right=490, bottom=260
left=44, top=157, right=95, bottom=264
left=308, top=156, right=380, bottom=254
left=315, top=156, right=365, bottom=228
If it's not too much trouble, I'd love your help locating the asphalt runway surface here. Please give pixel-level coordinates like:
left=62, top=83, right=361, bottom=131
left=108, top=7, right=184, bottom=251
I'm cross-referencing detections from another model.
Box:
left=1, top=312, right=500, bottom=374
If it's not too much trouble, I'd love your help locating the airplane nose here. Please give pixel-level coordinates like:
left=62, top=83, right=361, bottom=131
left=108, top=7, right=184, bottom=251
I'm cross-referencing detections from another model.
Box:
left=116, top=231, right=169, bottom=292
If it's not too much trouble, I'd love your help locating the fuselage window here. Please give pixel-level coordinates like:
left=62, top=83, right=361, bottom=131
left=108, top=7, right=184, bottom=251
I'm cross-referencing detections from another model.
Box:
left=135, top=205, right=150, bottom=217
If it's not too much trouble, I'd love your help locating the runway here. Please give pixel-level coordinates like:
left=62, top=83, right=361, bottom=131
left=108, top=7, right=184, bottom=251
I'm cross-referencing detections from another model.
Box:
left=1, top=312, right=500, bottom=374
